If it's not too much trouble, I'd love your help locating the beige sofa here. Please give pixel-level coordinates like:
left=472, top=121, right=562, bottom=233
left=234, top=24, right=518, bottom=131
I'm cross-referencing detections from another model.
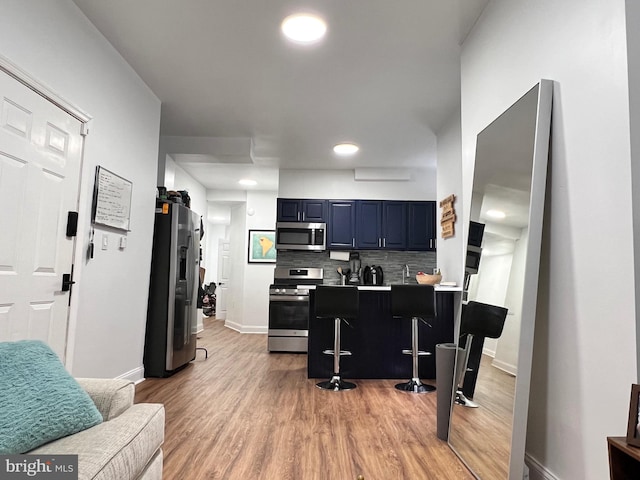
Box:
left=30, top=378, right=165, bottom=480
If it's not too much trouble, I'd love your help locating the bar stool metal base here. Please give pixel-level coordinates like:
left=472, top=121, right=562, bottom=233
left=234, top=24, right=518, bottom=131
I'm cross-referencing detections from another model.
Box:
left=395, top=378, right=436, bottom=393
left=316, top=375, right=357, bottom=391
left=454, top=390, right=479, bottom=407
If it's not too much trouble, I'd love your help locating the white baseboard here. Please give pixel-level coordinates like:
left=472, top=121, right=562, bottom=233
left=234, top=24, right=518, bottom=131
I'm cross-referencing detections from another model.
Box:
left=224, top=320, right=267, bottom=334
left=526, top=453, right=560, bottom=480
left=224, top=320, right=242, bottom=332
left=117, top=366, right=145, bottom=384
left=491, top=358, right=517, bottom=376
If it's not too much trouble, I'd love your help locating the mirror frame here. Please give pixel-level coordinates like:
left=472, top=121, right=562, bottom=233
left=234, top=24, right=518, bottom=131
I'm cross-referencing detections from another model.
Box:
left=449, top=79, right=552, bottom=479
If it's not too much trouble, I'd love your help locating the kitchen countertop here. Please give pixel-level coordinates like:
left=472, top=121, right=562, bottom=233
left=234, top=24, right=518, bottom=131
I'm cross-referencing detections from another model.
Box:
left=304, top=284, right=462, bottom=292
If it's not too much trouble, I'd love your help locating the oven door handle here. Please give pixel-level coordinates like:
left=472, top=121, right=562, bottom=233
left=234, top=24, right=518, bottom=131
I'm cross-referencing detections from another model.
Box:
left=269, top=295, right=309, bottom=302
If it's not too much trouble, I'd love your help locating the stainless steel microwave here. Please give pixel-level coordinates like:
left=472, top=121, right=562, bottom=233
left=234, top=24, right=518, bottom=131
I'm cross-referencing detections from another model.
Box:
left=275, top=222, right=326, bottom=251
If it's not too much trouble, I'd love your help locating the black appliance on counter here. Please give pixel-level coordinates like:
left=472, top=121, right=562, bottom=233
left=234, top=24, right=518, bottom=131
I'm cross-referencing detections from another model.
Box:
left=144, top=200, right=200, bottom=377
left=362, top=265, right=384, bottom=285
left=268, top=267, right=324, bottom=353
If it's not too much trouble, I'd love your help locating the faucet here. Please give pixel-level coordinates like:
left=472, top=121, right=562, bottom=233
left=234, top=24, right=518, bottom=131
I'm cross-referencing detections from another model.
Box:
left=403, top=264, right=410, bottom=284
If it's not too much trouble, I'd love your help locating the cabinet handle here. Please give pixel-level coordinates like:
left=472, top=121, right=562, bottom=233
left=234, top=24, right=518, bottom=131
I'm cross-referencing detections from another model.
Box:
left=302, top=212, right=305, bottom=221
left=352, top=238, right=355, bottom=248
left=378, top=238, right=381, bottom=247
left=383, top=238, right=386, bottom=248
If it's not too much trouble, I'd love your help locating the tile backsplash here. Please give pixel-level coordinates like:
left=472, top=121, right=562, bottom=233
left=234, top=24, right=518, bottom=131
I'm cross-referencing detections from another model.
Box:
left=276, top=250, right=437, bottom=285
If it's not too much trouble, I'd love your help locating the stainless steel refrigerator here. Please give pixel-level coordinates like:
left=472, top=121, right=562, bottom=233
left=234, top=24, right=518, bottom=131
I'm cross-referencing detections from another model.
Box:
left=144, top=200, right=200, bottom=377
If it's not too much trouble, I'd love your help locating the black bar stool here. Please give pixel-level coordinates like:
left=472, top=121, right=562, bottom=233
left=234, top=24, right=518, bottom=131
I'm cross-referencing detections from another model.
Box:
left=315, top=285, right=359, bottom=391
left=455, top=301, right=508, bottom=407
left=391, top=284, right=437, bottom=393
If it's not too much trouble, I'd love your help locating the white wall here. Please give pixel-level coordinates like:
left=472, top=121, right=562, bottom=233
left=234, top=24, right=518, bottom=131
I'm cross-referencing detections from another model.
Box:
left=436, top=112, right=464, bottom=287
left=0, top=0, right=161, bottom=379
left=240, top=191, right=277, bottom=333
left=495, top=229, right=528, bottom=375
left=460, top=1, right=636, bottom=479
left=279, top=168, right=436, bottom=200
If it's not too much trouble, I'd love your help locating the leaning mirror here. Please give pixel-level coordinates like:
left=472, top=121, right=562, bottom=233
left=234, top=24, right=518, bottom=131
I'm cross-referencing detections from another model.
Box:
left=448, top=80, right=552, bottom=479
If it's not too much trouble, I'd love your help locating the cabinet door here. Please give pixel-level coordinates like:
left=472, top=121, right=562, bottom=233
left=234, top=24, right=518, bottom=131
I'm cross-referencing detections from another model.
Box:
left=328, top=201, right=356, bottom=249
left=276, top=198, right=301, bottom=222
left=356, top=200, right=382, bottom=248
left=407, top=201, right=436, bottom=251
left=382, top=201, right=407, bottom=249
left=302, top=200, right=327, bottom=222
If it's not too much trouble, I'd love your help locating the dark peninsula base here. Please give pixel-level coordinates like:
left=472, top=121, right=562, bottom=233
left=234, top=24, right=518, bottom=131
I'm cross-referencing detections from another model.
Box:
left=308, top=289, right=456, bottom=380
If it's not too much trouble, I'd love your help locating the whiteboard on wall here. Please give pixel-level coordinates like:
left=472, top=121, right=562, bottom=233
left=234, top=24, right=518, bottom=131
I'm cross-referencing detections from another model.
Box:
left=91, top=166, right=133, bottom=231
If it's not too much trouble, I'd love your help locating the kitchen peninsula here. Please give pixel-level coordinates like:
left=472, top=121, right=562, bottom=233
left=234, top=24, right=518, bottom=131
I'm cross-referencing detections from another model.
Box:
left=307, top=286, right=460, bottom=380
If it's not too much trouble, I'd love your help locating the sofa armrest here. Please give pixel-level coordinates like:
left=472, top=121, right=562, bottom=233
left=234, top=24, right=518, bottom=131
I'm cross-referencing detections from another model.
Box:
left=76, top=378, right=135, bottom=421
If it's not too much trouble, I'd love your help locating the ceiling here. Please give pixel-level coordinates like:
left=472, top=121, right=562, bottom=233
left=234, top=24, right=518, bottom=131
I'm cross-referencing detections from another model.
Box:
left=73, top=0, right=488, bottom=192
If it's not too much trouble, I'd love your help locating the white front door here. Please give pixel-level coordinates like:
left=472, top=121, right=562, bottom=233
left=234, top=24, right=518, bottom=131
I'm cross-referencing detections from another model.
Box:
left=0, top=69, right=84, bottom=361
left=216, top=239, right=230, bottom=320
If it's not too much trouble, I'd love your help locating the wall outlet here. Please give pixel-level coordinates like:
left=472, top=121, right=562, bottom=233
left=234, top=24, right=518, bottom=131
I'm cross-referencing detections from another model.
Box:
left=101, top=234, right=108, bottom=250
left=119, top=236, right=127, bottom=249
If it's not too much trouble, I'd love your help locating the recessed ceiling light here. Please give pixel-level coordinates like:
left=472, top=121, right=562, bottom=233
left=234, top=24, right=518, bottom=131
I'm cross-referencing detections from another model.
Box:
left=333, top=143, right=359, bottom=156
left=486, top=209, right=506, bottom=219
left=239, top=179, right=257, bottom=186
left=281, top=14, right=327, bottom=44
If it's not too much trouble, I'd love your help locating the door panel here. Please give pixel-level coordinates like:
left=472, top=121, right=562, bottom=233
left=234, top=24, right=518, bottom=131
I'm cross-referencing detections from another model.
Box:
left=0, top=69, right=83, bottom=361
left=216, top=240, right=230, bottom=320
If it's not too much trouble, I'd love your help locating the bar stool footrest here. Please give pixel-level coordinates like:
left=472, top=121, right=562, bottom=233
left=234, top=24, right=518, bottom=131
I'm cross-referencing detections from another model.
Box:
left=322, top=349, right=352, bottom=356
left=401, top=349, right=431, bottom=356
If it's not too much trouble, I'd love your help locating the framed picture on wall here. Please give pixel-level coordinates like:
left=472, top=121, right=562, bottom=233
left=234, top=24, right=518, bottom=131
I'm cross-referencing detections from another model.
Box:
left=626, top=384, right=640, bottom=447
left=247, top=230, right=277, bottom=263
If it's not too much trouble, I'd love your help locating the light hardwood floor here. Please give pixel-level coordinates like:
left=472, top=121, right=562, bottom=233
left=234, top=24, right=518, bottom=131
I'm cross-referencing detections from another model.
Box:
left=135, top=318, right=474, bottom=480
left=448, top=355, right=515, bottom=479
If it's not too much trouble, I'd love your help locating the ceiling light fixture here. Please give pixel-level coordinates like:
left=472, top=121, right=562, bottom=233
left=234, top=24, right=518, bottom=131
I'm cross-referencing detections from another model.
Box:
left=486, top=209, right=506, bottom=219
left=281, top=14, right=327, bottom=44
left=239, top=179, right=257, bottom=186
left=333, top=143, right=359, bottom=156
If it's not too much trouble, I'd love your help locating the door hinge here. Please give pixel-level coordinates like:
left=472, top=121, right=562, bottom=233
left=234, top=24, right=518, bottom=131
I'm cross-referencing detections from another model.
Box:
left=66, top=211, right=78, bottom=237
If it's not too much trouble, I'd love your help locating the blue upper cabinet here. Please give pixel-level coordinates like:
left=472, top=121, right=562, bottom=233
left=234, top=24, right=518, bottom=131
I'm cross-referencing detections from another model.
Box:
left=356, top=201, right=407, bottom=249
left=276, top=199, right=327, bottom=223
left=407, top=201, right=437, bottom=251
left=278, top=198, right=436, bottom=251
left=277, top=199, right=300, bottom=222
left=382, top=201, right=407, bottom=249
left=328, top=200, right=356, bottom=249
left=356, top=201, right=382, bottom=248
left=302, top=200, right=327, bottom=222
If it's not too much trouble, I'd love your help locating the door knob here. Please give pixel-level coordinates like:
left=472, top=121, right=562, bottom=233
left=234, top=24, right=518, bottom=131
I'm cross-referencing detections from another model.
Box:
left=61, top=273, right=75, bottom=292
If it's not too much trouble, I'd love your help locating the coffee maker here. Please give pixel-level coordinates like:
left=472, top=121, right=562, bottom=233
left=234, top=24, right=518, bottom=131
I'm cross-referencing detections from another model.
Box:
left=347, top=252, right=362, bottom=285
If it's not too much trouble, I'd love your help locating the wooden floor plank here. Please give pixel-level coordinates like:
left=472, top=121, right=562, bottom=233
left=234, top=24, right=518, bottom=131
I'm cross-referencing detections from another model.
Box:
left=135, top=318, right=474, bottom=479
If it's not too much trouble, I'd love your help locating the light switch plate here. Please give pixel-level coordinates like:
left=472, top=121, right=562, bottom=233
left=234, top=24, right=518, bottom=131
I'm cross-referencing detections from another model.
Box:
left=102, top=234, right=108, bottom=250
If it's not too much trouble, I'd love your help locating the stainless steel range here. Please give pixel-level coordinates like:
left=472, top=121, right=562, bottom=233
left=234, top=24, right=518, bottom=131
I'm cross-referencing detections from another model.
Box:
left=268, top=267, right=323, bottom=353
